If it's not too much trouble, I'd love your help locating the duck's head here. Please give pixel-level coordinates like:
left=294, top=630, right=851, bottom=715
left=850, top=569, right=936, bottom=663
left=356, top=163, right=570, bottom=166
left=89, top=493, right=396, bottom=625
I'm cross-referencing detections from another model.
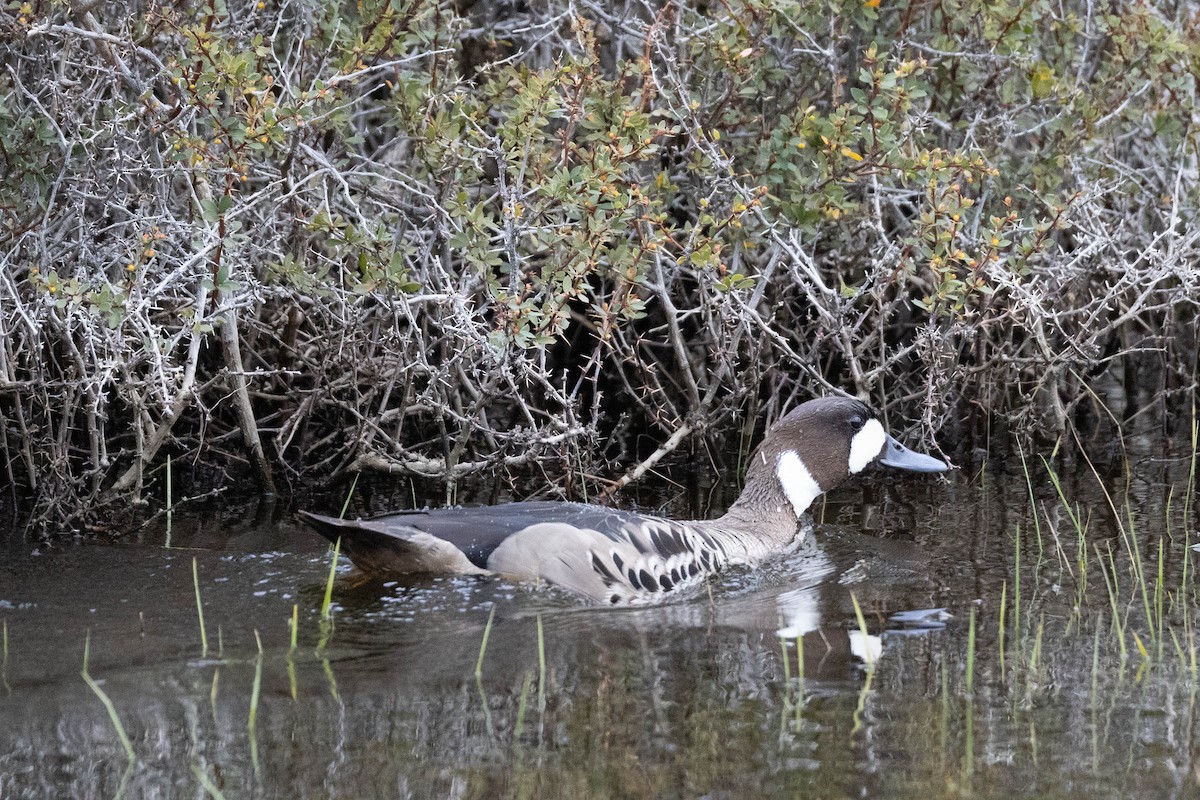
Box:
left=731, top=397, right=948, bottom=522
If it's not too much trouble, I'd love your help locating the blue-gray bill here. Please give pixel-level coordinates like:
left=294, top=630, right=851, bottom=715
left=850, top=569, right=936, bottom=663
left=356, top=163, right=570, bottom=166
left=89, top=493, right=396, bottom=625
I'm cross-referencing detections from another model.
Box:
left=878, top=435, right=948, bottom=473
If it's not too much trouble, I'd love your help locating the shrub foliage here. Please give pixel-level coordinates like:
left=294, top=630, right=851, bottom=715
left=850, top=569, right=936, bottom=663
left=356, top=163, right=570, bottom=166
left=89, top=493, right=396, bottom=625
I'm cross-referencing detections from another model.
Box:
left=1, top=0, right=1198, bottom=528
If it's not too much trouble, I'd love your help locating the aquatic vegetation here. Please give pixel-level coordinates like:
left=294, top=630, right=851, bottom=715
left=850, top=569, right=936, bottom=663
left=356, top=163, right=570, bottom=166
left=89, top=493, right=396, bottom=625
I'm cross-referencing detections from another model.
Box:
left=81, top=630, right=136, bottom=764
left=193, top=556, right=208, bottom=657
left=475, top=604, right=496, bottom=679
left=192, top=765, right=228, bottom=800
left=2, top=619, right=9, bottom=694
left=320, top=538, right=341, bottom=623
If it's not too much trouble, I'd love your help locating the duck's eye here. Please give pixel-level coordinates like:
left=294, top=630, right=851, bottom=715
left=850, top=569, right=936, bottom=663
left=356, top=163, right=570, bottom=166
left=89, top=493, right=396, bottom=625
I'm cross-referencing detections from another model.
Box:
left=849, top=414, right=865, bottom=430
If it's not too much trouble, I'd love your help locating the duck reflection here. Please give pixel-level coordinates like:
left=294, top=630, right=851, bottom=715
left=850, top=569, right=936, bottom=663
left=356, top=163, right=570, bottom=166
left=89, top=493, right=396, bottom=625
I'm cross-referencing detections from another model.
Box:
left=640, top=526, right=947, bottom=681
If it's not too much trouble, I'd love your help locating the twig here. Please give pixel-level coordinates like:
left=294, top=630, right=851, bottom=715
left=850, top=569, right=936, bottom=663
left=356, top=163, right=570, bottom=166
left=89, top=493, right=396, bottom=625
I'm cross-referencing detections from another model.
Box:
left=599, top=422, right=694, bottom=500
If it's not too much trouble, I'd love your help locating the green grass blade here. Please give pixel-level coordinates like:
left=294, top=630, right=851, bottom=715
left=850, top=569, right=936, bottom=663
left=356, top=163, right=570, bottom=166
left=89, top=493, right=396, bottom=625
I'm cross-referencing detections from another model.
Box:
left=966, top=606, right=976, bottom=694
left=321, top=538, right=341, bottom=621
left=193, top=557, right=208, bottom=657
left=849, top=591, right=875, bottom=670
left=81, top=630, right=136, bottom=763
left=339, top=473, right=360, bottom=519
left=998, top=580, right=1007, bottom=676
left=475, top=604, right=496, bottom=678
left=192, top=764, right=228, bottom=800
left=536, top=613, right=546, bottom=712
left=165, top=454, right=173, bottom=545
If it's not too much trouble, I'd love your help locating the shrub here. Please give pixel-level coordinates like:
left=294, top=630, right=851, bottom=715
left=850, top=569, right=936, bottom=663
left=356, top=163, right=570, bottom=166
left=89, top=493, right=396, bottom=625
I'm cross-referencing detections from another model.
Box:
left=1, top=0, right=1197, bottom=529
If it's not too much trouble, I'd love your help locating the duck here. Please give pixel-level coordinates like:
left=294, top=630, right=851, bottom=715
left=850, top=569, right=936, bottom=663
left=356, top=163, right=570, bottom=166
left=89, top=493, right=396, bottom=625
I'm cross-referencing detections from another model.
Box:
left=298, top=396, right=948, bottom=605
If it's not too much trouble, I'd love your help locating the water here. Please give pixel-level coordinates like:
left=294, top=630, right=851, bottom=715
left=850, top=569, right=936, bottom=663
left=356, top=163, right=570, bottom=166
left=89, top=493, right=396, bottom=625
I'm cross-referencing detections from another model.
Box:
left=2, top=458, right=1199, bottom=799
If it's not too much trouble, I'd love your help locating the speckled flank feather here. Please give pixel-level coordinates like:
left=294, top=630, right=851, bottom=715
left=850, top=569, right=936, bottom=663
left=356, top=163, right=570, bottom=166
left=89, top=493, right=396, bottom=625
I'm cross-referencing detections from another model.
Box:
left=489, top=518, right=739, bottom=605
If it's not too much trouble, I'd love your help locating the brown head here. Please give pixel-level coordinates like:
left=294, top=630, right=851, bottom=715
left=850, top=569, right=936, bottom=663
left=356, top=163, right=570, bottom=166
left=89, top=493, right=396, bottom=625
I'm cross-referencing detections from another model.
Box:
left=727, top=397, right=948, bottom=523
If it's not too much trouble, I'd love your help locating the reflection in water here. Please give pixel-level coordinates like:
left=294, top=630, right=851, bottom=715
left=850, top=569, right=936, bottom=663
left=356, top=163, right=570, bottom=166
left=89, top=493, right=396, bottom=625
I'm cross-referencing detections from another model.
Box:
left=1, top=460, right=1200, bottom=799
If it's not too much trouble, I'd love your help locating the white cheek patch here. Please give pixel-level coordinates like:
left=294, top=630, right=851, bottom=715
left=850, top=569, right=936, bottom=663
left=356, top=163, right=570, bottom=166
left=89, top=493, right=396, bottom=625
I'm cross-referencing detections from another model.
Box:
left=777, top=451, right=823, bottom=518
left=848, top=418, right=887, bottom=474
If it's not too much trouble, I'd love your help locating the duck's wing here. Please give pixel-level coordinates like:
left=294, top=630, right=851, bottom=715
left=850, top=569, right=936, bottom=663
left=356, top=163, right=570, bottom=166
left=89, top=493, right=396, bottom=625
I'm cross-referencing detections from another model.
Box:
left=297, top=510, right=487, bottom=575
left=297, top=502, right=644, bottom=576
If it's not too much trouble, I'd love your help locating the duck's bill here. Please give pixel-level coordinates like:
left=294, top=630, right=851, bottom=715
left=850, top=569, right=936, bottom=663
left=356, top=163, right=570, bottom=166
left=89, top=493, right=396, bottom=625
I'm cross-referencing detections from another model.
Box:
left=879, top=435, right=949, bottom=473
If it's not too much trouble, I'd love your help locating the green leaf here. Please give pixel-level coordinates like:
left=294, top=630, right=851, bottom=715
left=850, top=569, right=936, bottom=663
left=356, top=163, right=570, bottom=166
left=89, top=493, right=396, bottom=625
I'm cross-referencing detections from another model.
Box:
left=1030, top=64, right=1055, bottom=99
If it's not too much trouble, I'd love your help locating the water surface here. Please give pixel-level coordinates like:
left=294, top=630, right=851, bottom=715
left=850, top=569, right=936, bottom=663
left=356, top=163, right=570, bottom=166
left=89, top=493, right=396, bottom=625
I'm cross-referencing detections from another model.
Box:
left=2, top=458, right=1199, bottom=799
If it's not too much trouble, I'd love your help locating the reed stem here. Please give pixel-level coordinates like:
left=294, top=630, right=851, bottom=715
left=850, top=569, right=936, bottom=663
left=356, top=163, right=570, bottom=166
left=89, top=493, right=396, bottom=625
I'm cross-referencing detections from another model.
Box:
left=81, top=630, right=136, bottom=763
left=475, top=605, right=496, bottom=678
left=193, top=557, right=208, bottom=657
left=321, top=538, right=340, bottom=621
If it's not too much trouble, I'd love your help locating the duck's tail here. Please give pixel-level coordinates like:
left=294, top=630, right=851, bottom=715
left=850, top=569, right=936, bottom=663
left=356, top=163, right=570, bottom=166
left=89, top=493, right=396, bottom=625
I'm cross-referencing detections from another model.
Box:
left=296, top=511, right=489, bottom=576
